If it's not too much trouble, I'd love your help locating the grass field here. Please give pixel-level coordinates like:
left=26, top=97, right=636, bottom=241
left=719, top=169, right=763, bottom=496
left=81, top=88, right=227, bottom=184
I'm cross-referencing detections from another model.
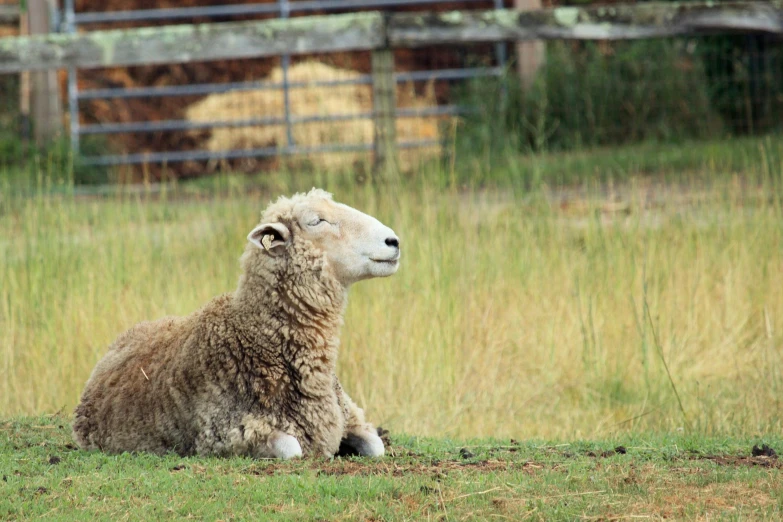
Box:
left=2, top=136, right=783, bottom=518
left=3, top=416, right=783, bottom=520
left=2, top=137, right=783, bottom=439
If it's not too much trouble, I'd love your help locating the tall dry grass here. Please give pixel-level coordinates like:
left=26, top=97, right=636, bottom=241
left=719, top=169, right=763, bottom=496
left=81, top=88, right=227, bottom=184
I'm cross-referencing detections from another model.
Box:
left=1, top=153, right=782, bottom=440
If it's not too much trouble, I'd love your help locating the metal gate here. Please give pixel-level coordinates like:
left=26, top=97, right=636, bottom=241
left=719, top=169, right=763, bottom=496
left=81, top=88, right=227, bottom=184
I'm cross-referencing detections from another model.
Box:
left=59, top=0, right=509, bottom=170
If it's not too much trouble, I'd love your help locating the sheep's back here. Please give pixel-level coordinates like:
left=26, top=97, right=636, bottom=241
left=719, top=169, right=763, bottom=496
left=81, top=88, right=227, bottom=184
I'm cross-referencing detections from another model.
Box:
left=73, top=314, right=205, bottom=455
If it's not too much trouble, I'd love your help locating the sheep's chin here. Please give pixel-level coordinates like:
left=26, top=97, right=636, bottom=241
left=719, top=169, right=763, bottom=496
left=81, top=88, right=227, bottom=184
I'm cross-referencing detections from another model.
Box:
left=367, top=258, right=399, bottom=278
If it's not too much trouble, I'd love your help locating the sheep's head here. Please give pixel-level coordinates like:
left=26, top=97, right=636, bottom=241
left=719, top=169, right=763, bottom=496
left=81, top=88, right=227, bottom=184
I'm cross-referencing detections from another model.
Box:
left=247, top=189, right=400, bottom=287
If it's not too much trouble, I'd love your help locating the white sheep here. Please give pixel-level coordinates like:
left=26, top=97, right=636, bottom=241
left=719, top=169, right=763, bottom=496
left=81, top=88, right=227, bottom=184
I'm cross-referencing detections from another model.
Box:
left=72, top=188, right=400, bottom=459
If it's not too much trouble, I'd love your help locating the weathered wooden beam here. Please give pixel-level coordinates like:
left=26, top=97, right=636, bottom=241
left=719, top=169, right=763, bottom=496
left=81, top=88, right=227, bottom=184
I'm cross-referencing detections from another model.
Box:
left=389, top=1, right=783, bottom=45
left=29, top=0, right=63, bottom=143
left=0, top=5, right=20, bottom=25
left=0, top=11, right=384, bottom=73
left=2, top=2, right=783, bottom=74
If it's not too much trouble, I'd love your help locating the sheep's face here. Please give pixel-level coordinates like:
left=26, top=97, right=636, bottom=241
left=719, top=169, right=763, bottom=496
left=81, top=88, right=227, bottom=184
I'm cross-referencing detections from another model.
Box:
left=248, top=193, right=400, bottom=287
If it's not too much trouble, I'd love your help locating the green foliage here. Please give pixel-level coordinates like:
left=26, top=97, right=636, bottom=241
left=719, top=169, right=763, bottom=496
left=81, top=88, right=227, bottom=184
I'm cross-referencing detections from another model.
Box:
left=697, top=33, right=783, bottom=135
left=0, top=134, right=114, bottom=187
left=0, top=71, right=111, bottom=187
left=454, top=39, right=723, bottom=169
left=442, top=126, right=783, bottom=190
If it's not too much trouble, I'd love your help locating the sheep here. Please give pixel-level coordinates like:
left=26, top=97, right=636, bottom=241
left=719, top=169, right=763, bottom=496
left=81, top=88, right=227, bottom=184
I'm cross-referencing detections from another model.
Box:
left=72, top=188, right=400, bottom=460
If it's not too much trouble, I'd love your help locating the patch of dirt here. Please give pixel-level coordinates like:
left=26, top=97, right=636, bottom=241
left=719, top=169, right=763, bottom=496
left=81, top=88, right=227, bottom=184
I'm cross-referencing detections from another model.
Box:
left=537, top=442, right=783, bottom=470
left=602, top=463, right=780, bottom=520
left=248, top=458, right=542, bottom=478
left=699, top=455, right=782, bottom=469
left=688, top=444, right=781, bottom=469
left=18, top=486, right=50, bottom=497
left=586, top=446, right=628, bottom=458
left=653, top=483, right=775, bottom=520
left=538, top=445, right=628, bottom=460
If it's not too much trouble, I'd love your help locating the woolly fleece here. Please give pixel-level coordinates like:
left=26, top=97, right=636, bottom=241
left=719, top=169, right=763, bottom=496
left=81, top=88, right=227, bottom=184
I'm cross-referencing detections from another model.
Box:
left=72, top=188, right=399, bottom=459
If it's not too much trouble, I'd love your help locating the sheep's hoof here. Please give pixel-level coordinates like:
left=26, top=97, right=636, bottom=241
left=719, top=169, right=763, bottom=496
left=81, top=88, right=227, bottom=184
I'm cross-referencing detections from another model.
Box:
left=337, top=431, right=385, bottom=458
left=268, top=432, right=303, bottom=460
left=361, top=433, right=385, bottom=457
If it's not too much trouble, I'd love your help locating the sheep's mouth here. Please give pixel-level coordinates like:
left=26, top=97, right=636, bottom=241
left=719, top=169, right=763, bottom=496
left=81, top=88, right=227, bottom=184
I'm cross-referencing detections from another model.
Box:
left=371, top=256, right=400, bottom=264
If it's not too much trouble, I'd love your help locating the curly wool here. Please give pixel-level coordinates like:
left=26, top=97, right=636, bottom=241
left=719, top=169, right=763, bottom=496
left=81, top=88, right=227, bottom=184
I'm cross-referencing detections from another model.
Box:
left=72, top=189, right=379, bottom=458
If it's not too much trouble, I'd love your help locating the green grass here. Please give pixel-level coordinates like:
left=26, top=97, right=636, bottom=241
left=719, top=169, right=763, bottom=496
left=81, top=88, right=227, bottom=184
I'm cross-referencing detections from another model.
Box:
left=3, top=136, right=783, bottom=440
left=3, top=416, right=783, bottom=520
left=5, top=132, right=781, bottom=196
left=446, top=133, right=783, bottom=189
left=3, top=135, right=783, bottom=518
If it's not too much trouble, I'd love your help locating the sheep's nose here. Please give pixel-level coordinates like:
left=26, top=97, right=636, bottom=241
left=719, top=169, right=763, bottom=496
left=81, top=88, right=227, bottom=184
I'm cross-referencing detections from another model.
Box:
left=385, top=237, right=399, bottom=248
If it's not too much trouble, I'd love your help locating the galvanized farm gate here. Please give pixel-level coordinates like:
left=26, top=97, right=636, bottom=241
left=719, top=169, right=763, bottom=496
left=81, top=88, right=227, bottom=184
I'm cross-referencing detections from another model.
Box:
left=58, top=0, right=510, bottom=169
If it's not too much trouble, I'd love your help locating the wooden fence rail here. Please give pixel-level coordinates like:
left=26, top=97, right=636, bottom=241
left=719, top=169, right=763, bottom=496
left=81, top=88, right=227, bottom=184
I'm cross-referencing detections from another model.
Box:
left=390, top=2, right=783, bottom=44
left=1, top=2, right=783, bottom=73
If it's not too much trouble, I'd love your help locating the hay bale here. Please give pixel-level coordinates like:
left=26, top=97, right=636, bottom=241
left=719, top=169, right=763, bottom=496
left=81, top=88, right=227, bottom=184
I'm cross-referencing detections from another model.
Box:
left=184, top=60, right=450, bottom=172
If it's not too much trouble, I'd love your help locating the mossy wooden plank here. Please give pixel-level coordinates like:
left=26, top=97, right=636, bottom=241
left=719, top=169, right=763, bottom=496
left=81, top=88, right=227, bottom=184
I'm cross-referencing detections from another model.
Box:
left=2, top=2, right=783, bottom=72
left=0, top=12, right=384, bottom=72
left=389, top=2, right=783, bottom=45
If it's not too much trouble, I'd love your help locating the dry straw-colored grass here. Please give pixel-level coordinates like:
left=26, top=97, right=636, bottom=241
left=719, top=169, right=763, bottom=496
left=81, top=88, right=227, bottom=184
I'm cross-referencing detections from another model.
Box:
left=1, top=164, right=782, bottom=440
left=185, top=61, right=448, bottom=172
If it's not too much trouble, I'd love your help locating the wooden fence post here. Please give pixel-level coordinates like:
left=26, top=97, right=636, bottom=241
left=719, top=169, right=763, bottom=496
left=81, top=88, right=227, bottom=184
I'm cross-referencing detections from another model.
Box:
left=514, top=0, right=544, bottom=89
left=18, top=9, right=31, bottom=143
left=371, top=46, right=398, bottom=181
left=28, top=0, right=62, bottom=145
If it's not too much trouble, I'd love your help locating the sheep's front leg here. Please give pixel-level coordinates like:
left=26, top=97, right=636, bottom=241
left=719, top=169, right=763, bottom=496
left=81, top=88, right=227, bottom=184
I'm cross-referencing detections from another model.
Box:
left=224, top=416, right=303, bottom=460
left=336, top=386, right=385, bottom=458
left=265, top=430, right=303, bottom=459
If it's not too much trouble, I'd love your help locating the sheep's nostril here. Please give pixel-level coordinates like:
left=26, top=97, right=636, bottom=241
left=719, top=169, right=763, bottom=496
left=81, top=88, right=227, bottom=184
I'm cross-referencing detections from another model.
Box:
left=385, top=237, right=399, bottom=248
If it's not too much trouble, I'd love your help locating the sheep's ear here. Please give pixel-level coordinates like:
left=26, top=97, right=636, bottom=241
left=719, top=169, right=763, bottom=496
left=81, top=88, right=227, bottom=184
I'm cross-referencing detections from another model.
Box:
left=248, top=222, right=290, bottom=254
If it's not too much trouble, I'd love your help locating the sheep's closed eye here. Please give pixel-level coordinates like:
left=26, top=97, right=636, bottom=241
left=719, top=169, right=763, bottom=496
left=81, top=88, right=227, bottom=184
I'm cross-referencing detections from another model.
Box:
left=308, top=218, right=328, bottom=227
